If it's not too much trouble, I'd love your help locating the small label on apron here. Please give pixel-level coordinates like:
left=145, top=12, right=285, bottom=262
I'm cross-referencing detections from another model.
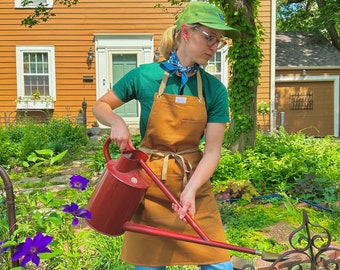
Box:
left=175, top=96, right=187, bottom=104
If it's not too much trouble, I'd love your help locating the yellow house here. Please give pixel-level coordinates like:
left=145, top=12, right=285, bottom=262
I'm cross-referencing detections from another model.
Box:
left=0, top=0, right=273, bottom=130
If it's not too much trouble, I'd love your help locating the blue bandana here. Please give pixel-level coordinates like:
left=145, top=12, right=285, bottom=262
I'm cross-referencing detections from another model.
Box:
left=160, top=51, right=199, bottom=95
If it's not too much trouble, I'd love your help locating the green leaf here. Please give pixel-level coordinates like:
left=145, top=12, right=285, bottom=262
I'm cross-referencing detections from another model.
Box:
left=36, top=149, right=54, bottom=157
left=50, top=149, right=68, bottom=165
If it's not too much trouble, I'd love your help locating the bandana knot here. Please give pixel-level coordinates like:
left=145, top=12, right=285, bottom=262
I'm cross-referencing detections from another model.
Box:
left=160, top=51, right=199, bottom=95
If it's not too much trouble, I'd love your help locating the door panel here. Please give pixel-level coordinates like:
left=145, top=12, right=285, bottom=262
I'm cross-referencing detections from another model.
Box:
left=111, top=54, right=138, bottom=118
left=275, top=81, right=334, bottom=137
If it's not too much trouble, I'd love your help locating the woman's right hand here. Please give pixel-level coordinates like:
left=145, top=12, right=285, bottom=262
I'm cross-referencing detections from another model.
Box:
left=109, top=120, right=132, bottom=151
left=92, top=89, right=131, bottom=151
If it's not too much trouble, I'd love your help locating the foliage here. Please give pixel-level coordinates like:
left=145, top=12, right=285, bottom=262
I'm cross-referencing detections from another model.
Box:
left=22, top=149, right=68, bottom=168
left=276, top=0, right=340, bottom=50
left=0, top=117, right=88, bottom=169
left=212, top=129, right=340, bottom=205
left=0, top=176, right=132, bottom=269
left=257, top=100, right=270, bottom=115
left=292, top=174, right=339, bottom=204
left=21, top=0, right=79, bottom=28
left=1, top=125, right=339, bottom=268
left=213, top=179, right=259, bottom=202
left=219, top=198, right=340, bottom=259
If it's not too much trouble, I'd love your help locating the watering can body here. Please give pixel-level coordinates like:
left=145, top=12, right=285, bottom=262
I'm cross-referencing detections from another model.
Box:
left=86, top=145, right=151, bottom=236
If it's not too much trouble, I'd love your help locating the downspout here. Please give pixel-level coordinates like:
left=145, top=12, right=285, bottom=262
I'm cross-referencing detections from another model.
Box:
left=270, top=0, right=277, bottom=132
left=0, top=166, right=19, bottom=267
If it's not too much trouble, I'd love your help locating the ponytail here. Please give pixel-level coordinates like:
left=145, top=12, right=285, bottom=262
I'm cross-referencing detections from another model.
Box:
left=160, top=25, right=179, bottom=60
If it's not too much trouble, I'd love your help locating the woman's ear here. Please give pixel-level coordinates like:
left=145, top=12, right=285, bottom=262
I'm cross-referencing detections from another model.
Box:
left=180, top=24, right=190, bottom=41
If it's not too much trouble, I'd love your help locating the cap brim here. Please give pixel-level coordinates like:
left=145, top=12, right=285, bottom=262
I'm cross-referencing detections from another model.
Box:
left=200, top=23, right=241, bottom=39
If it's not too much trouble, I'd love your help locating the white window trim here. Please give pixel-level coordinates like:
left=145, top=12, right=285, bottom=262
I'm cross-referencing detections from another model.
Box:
left=15, top=0, right=53, bottom=9
left=16, top=45, right=56, bottom=109
left=204, top=47, right=229, bottom=88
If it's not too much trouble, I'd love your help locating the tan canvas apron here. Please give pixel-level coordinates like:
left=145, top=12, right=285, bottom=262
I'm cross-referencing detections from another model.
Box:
left=121, top=71, right=230, bottom=266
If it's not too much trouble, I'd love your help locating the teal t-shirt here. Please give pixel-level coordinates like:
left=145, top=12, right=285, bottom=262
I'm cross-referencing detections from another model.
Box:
left=113, top=62, right=229, bottom=138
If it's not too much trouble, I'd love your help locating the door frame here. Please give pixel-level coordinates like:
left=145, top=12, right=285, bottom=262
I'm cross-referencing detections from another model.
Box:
left=94, top=33, right=154, bottom=126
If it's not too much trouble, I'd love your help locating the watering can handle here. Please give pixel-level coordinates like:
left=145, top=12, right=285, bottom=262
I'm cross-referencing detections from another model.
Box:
left=103, top=137, right=135, bottom=162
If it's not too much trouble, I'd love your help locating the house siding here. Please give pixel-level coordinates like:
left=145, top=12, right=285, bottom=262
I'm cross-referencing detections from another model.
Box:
left=0, top=0, right=271, bottom=127
left=256, top=0, right=272, bottom=129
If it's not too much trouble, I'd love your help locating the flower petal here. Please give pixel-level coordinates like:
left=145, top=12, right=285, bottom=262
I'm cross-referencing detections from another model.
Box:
left=72, top=217, right=79, bottom=226
left=76, top=208, right=92, bottom=220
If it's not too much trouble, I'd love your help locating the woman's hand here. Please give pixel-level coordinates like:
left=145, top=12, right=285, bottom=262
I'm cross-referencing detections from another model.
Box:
left=92, top=90, right=132, bottom=151
left=172, top=185, right=196, bottom=221
left=109, top=121, right=132, bottom=151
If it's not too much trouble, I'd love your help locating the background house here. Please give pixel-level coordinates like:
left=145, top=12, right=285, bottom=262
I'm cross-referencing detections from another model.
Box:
left=0, top=0, right=272, bottom=130
left=275, top=31, right=340, bottom=137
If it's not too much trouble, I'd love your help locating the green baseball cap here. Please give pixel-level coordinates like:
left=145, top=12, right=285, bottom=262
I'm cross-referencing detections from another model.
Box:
left=175, top=2, right=240, bottom=39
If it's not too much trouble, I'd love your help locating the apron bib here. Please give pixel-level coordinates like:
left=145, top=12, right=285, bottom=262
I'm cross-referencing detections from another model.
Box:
left=121, top=71, right=230, bottom=266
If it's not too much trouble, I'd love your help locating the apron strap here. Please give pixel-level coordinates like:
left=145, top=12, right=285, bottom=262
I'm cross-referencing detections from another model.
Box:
left=140, top=147, right=199, bottom=185
left=158, top=72, right=169, bottom=97
left=158, top=71, right=203, bottom=102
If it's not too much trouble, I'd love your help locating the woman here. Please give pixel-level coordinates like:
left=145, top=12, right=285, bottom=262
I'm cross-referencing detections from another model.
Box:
left=92, top=2, right=240, bottom=269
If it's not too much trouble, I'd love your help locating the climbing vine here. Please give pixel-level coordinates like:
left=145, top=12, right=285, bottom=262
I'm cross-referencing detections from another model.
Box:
left=214, top=0, right=264, bottom=151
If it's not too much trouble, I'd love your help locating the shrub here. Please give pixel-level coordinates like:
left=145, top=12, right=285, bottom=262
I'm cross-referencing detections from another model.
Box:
left=0, top=117, right=89, bottom=169
left=213, top=129, right=340, bottom=205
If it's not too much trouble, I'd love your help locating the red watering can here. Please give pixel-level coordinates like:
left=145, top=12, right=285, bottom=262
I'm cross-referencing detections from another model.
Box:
left=86, top=137, right=286, bottom=262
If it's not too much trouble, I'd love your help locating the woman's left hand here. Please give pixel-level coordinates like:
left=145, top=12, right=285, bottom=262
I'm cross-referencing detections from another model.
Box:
left=172, top=186, right=196, bottom=221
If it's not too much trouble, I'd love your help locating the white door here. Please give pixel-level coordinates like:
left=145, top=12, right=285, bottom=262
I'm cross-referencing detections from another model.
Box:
left=95, top=34, right=154, bottom=125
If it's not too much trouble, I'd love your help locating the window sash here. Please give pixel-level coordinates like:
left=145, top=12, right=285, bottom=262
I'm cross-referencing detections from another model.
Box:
left=15, top=0, right=53, bottom=9
left=16, top=46, right=56, bottom=109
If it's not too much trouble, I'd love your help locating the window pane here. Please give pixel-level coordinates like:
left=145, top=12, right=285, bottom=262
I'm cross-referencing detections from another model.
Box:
left=43, top=62, right=49, bottom=73
left=23, top=75, right=50, bottom=96
left=37, top=63, right=43, bottom=73
left=22, top=52, right=50, bottom=96
left=29, top=63, right=36, bottom=73
left=23, top=63, right=29, bottom=73
left=203, top=51, right=222, bottom=74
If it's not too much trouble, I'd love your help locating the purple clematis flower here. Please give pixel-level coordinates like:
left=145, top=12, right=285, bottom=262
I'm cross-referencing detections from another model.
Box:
left=0, top=240, right=10, bottom=255
left=69, top=175, right=90, bottom=191
left=12, top=232, right=53, bottom=267
left=63, top=202, right=92, bottom=226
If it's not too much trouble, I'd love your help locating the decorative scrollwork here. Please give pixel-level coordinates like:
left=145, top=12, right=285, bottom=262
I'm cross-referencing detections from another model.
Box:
left=269, top=210, right=339, bottom=270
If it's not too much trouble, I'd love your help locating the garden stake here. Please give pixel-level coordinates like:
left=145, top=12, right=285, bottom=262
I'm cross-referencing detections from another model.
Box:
left=86, top=138, right=288, bottom=262
left=0, top=165, right=20, bottom=267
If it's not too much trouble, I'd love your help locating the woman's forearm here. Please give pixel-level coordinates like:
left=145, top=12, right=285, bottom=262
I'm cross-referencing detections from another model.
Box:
left=92, top=100, right=123, bottom=127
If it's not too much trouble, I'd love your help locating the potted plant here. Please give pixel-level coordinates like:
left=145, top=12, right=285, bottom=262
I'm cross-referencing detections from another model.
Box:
left=90, top=121, right=101, bottom=136
left=15, top=90, right=55, bottom=109
left=91, top=121, right=99, bottom=127
left=76, top=109, right=84, bottom=124
left=257, top=100, right=270, bottom=132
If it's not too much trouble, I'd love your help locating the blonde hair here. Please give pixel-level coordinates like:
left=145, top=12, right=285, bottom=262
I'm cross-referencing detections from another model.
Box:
left=160, top=25, right=180, bottom=60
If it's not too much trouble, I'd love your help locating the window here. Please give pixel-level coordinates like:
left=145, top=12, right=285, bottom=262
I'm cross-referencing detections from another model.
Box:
left=203, top=48, right=229, bottom=87
left=16, top=46, right=56, bottom=109
left=15, top=0, right=53, bottom=9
